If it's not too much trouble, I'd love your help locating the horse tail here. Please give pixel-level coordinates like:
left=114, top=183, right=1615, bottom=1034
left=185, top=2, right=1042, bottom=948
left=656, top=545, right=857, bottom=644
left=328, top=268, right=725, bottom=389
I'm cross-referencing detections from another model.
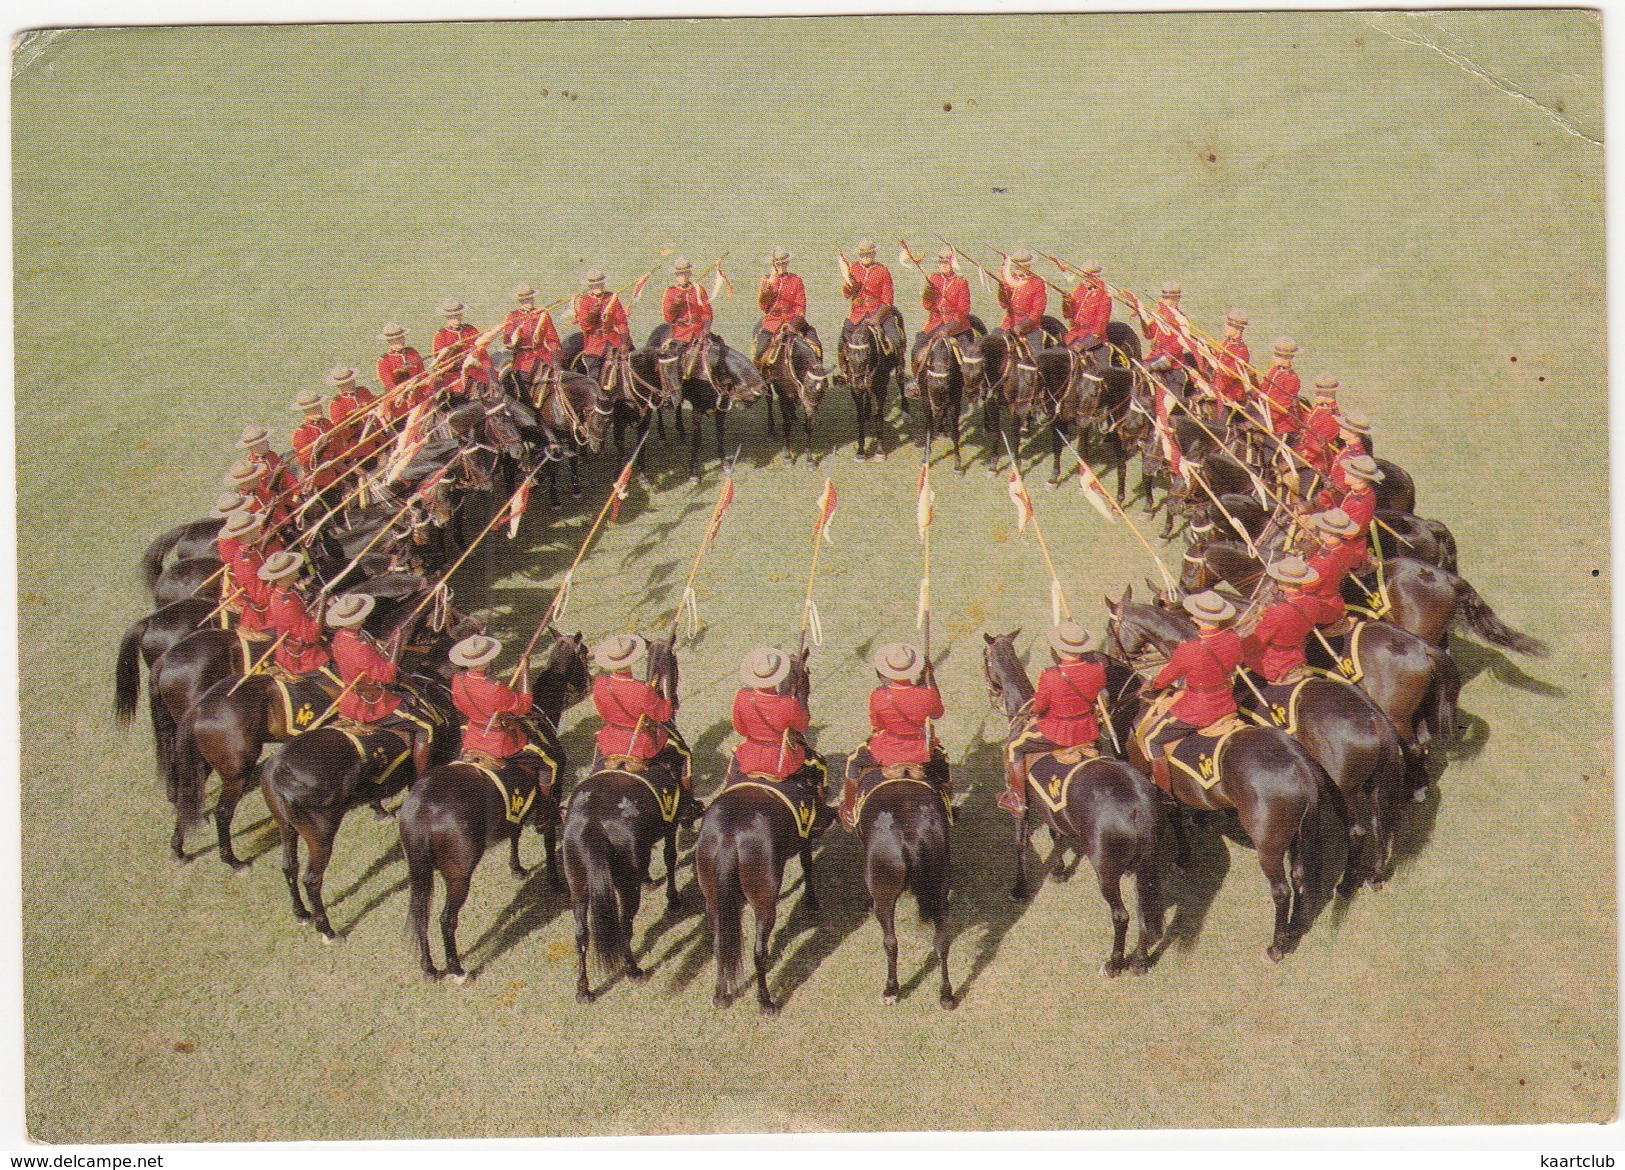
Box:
left=167, top=713, right=210, bottom=836
left=114, top=614, right=148, bottom=726
left=711, top=835, right=745, bottom=995
left=1421, top=643, right=1463, bottom=750
left=584, top=819, right=631, bottom=975
left=400, top=791, right=439, bottom=972
left=1452, top=573, right=1548, bottom=657
left=141, top=526, right=185, bottom=593
left=903, top=808, right=951, bottom=925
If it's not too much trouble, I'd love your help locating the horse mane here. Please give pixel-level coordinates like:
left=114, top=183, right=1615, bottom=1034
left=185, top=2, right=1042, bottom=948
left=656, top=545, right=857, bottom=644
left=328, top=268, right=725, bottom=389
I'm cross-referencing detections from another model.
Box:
left=980, top=630, right=1033, bottom=717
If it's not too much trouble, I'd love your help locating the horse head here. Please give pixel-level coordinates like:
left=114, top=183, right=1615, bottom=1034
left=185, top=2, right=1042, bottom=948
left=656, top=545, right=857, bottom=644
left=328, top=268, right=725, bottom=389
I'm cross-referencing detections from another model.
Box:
left=533, top=629, right=592, bottom=724
left=714, top=345, right=767, bottom=411
left=646, top=636, right=680, bottom=710
left=980, top=629, right=1033, bottom=719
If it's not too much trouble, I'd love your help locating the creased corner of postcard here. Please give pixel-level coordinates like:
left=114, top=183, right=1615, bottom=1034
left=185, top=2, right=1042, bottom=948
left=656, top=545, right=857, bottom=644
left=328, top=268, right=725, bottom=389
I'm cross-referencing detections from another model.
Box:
left=12, top=28, right=74, bottom=82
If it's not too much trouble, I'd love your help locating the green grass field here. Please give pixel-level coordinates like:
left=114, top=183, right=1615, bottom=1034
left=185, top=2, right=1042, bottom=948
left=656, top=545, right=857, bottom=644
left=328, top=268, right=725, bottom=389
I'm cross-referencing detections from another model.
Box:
left=12, top=12, right=1612, bottom=1141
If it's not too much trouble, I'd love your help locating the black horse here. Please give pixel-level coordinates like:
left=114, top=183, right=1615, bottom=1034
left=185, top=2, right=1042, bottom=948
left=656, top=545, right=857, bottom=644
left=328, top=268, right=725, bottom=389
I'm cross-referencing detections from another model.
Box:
left=908, top=323, right=986, bottom=476
left=561, top=637, right=693, bottom=1002
left=758, top=332, right=833, bottom=460
left=141, top=516, right=226, bottom=594
left=630, top=327, right=767, bottom=481
left=839, top=312, right=907, bottom=462
left=981, top=631, right=1166, bottom=975
left=695, top=647, right=825, bottom=1016
left=400, top=631, right=592, bottom=982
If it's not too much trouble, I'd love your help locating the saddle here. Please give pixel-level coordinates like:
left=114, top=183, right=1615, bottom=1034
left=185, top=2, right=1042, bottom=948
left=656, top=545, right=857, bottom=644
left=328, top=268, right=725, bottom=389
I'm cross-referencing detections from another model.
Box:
left=1136, top=710, right=1249, bottom=792
left=266, top=668, right=343, bottom=739
left=330, top=722, right=416, bottom=787
left=1344, top=565, right=1390, bottom=622
left=587, top=750, right=684, bottom=824
left=1025, top=747, right=1103, bottom=815
left=721, top=765, right=825, bottom=839
left=1306, top=619, right=1371, bottom=685
left=457, top=742, right=556, bottom=825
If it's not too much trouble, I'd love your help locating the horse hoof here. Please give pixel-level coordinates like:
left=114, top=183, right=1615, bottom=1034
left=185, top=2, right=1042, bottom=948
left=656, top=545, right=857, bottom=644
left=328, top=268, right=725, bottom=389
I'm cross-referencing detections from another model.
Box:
left=953, top=467, right=966, bottom=477
left=576, top=989, right=595, bottom=1004
left=1412, top=788, right=1429, bottom=803
left=687, top=475, right=699, bottom=485
left=853, top=452, right=867, bottom=463
left=231, top=861, right=253, bottom=877
left=321, top=932, right=343, bottom=946
left=1102, top=960, right=1124, bottom=978
left=627, top=967, right=651, bottom=985
left=1008, top=886, right=1027, bottom=903
left=984, top=468, right=997, bottom=479
left=510, top=865, right=531, bottom=880
left=1048, top=870, right=1070, bottom=884
left=713, top=993, right=733, bottom=1010
left=758, top=1001, right=780, bottom=1019
left=170, top=852, right=192, bottom=868
left=882, top=991, right=899, bottom=1006
left=940, top=993, right=960, bottom=1010
left=421, top=969, right=443, bottom=983
left=1265, top=945, right=1286, bottom=964
left=1129, top=960, right=1150, bottom=977
left=1045, top=480, right=1060, bottom=491
left=1366, top=878, right=1386, bottom=893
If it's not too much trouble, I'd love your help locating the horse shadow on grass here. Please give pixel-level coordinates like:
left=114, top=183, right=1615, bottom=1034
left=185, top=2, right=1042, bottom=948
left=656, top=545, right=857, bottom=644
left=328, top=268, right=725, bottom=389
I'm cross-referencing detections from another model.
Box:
left=461, top=840, right=575, bottom=979
left=1450, top=639, right=1566, bottom=699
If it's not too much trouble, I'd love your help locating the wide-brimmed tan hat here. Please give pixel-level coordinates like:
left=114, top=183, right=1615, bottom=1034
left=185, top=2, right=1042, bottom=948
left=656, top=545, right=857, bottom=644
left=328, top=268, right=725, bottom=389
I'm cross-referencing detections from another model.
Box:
left=514, top=283, right=537, bottom=300
left=593, top=633, right=648, bottom=672
left=771, top=248, right=792, bottom=264
left=1160, top=281, right=1183, bottom=298
left=1078, top=260, right=1103, bottom=275
left=873, top=643, right=921, bottom=682
left=1339, top=409, right=1372, bottom=436
left=212, top=492, right=251, bottom=519
left=1313, top=376, right=1340, bottom=396
left=1266, top=556, right=1319, bottom=588
left=449, top=634, right=502, bottom=670
left=235, top=425, right=270, bottom=449
left=1183, top=590, right=1237, bottom=625
left=1312, top=509, right=1361, bottom=538
left=326, top=366, right=358, bottom=388
left=290, top=390, right=324, bottom=414
left=740, top=647, right=791, bottom=690
left=220, top=508, right=263, bottom=538
left=1047, top=620, right=1097, bottom=656
left=1009, top=248, right=1035, bottom=269
left=1226, top=309, right=1248, bottom=327
left=325, top=593, right=376, bottom=630
left=380, top=322, right=408, bottom=342
left=855, top=239, right=877, bottom=257
left=672, top=257, right=693, bottom=274
left=584, top=270, right=606, bottom=289
left=225, top=459, right=262, bottom=487
left=1343, top=454, right=1383, bottom=483
left=440, top=298, right=466, bottom=316
left=258, top=549, right=305, bottom=583
left=1272, top=336, right=1299, bottom=359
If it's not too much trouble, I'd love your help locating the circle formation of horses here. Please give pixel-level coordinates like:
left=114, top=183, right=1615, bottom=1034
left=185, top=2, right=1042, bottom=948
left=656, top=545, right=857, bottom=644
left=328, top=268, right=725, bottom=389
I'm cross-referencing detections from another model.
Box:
left=117, top=247, right=1548, bottom=1014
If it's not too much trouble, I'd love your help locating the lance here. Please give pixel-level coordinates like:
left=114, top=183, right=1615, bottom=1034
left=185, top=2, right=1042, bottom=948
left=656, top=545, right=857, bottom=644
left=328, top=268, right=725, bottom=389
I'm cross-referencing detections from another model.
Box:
left=1055, top=431, right=1179, bottom=594
left=312, top=483, right=431, bottom=600
left=799, top=478, right=837, bottom=654
left=510, top=428, right=652, bottom=685
left=897, top=238, right=931, bottom=281
left=398, top=461, right=547, bottom=631
left=198, top=581, right=245, bottom=628
left=982, top=242, right=1071, bottom=298
left=306, top=670, right=367, bottom=730
left=1185, top=463, right=1261, bottom=559
left=668, top=446, right=740, bottom=644
left=1003, top=433, right=1070, bottom=624
left=228, top=631, right=288, bottom=694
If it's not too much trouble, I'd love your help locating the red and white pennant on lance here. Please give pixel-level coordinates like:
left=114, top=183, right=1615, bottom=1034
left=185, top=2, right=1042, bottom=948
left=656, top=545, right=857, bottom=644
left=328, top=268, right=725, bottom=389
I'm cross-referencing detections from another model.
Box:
left=802, top=477, right=838, bottom=646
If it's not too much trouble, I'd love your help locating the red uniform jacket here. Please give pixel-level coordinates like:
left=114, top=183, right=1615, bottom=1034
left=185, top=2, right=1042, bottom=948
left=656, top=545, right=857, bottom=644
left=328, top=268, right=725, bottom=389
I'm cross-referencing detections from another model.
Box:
left=329, top=388, right=379, bottom=468
left=1063, top=279, right=1112, bottom=348
left=592, top=673, right=673, bottom=760
left=248, top=452, right=299, bottom=532
left=1328, top=438, right=1368, bottom=493
left=331, top=628, right=401, bottom=723
left=217, top=537, right=273, bottom=632
left=267, top=585, right=329, bottom=675
left=1032, top=658, right=1107, bottom=746
left=999, top=275, right=1047, bottom=335
left=1152, top=629, right=1243, bottom=727
left=291, top=418, right=336, bottom=490
left=1258, top=364, right=1302, bottom=434
left=922, top=272, right=972, bottom=335
left=1293, top=405, right=1341, bottom=473
left=663, top=283, right=713, bottom=344
left=574, top=292, right=632, bottom=357
left=1211, top=336, right=1251, bottom=403
left=503, top=307, right=562, bottom=376
left=1241, top=597, right=1320, bottom=682
left=377, top=347, right=426, bottom=394
left=731, top=688, right=809, bottom=778
left=759, top=273, right=807, bottom=334
left=453, top=670, right=532, bottom=759
left=1338, top=484, right=1377, bottom=538
left=433, top=323, right=479, bottom=360
left=846, top=262, right=894, bottom=324
left=1144, top=302, right=1190, bottom=363
left=1306, top=538, right=1370, bottom=624
left=867, top=682, right=944, bottom=766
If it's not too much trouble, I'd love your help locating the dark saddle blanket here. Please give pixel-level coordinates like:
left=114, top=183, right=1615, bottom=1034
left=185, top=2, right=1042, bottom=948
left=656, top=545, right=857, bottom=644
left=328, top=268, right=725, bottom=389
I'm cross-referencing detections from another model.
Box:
left=325, top=721, right=416, bottom=787
left=457, top=741, right=557, bottom=826
left=589, top=746, right=687, bottom=825
left=1305, top=619, right=1373, bottom=685
left=1137, top=710, right=1250, bottom=791
left=720, top=761, right=827, bottom=839
left=1026, top=748, right=1104, bottom=815
left=267, top=668, right=343, bottom=737
left=846, top=750, right=952, bottom=826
